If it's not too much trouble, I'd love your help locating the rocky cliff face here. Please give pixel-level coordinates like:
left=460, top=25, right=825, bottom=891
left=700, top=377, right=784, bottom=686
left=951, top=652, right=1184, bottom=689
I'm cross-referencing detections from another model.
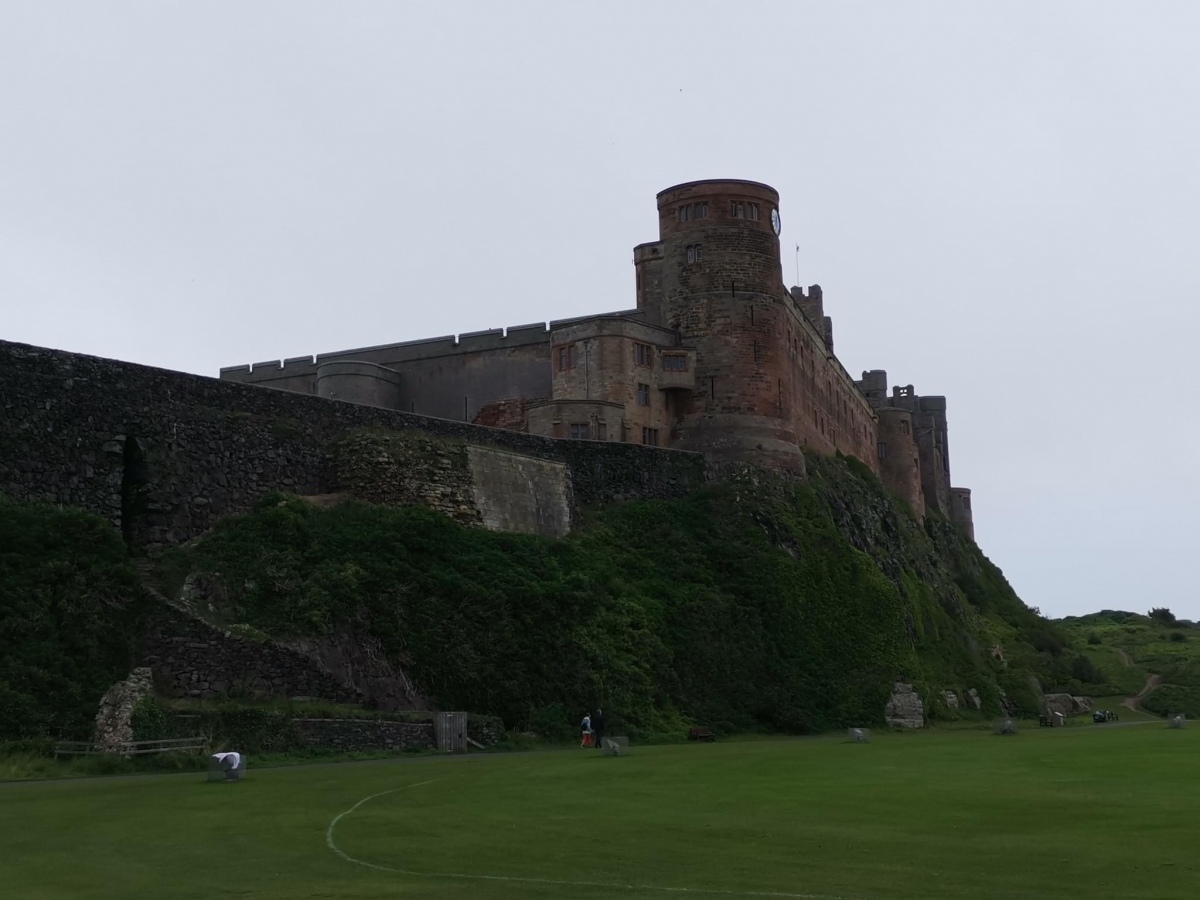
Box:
left=884, top=683, right=925, bottom=729
left=93, top=668, right=154, bottom=750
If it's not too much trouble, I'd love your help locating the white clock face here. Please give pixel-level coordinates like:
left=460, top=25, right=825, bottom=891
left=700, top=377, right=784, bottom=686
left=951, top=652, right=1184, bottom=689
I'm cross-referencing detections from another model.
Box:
left=770, top=208, right=781, bottom=235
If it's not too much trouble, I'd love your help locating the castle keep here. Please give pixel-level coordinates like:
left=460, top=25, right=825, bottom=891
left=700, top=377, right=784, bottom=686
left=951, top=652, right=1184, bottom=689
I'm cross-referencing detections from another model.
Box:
left=221, top=179, right=974, bottom=537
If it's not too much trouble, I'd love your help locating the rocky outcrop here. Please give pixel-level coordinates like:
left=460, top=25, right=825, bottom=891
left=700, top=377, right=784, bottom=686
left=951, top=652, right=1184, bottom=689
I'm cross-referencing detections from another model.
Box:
left=885, top=682, right=925, bottom=728
left=94, top=667, right=154, bottom=751
left=943, top=690, right=959, bottom=710
left=967, top=688, right=982, bottom=710
left=1043, top=692, right=1092, bottom=717
left=287, top=627, right=430, bottom=712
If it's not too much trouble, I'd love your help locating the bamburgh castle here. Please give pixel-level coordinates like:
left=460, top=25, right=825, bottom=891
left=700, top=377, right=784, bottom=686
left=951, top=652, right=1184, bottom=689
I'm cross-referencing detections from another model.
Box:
left=221, top=179, right=974, bottom=538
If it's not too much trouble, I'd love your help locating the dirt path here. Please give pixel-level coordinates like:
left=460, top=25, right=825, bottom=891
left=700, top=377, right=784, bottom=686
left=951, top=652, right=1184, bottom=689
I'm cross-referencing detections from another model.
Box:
left=1122, top=673, right=1162, bottom=712
left=1112, top=646, right=1161, bottom=712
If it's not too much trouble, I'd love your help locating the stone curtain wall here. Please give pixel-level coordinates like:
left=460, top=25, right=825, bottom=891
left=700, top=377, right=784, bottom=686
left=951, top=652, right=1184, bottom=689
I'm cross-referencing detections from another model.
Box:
left=332, top=432, right=572, bottom=537
left=142, top=605, right=363, bottom=704
left=166, top=709, right=503, bottom=753
left=467, top=446, right=571, bottom=538
left=292, top=718, right=435, bottom=752
left=0, top=340, right=707, bottom=547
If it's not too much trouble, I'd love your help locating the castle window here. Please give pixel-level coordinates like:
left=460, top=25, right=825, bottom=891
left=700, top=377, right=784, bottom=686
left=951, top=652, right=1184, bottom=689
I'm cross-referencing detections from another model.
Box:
left=642, top=427, right=660, bottom=446
left=878, top=442, right=889, bottom=460
left=663, top=355, right=688, bottom=372
left=556, top=343, right=576, bottom=372
left=678, top=204, right=691, bottom=223
left=686, top=243, right=702, bottom=263
left=900, top=419, right=910, bottom=435
left=748, top=203, right=759, bottom=221
left=569, top=423, right=590, bottom=440
left=696, top=202, right=709, bottom=219
left=731, top=201, right=745, bottom=218
left=637, top=383, right=650, bottom=406
left=634, top=342, right=653, bottom=367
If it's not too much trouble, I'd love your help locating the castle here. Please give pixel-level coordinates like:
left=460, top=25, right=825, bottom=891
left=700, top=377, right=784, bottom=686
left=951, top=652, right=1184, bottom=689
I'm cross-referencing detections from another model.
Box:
left=220, top=179, right=974, bottom=538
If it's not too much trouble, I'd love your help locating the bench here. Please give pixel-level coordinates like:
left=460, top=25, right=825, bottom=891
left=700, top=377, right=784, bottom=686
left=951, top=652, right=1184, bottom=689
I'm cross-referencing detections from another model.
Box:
left=687, top=726, right=716, bottom=743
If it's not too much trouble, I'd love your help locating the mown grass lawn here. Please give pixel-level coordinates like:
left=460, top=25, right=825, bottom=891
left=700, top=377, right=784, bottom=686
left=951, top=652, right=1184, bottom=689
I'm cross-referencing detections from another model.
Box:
left=2, top=725, right=1196, bottom=900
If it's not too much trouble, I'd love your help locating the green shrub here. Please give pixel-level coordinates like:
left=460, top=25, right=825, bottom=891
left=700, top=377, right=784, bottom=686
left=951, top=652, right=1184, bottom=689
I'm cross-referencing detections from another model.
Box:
left=1071, top=655, right=1106, bottom=685
left=1150, top=608, right=1178, bottom=626
left=0, top=495, right=150, bottom=739
left=130, top=697, right=170, bottom=741
left=1141, top=684, right=1200, bottom=718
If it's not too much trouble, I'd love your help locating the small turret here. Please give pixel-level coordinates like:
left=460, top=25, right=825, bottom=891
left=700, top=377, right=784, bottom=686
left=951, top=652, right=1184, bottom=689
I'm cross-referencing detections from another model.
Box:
left=950, top=487, right=975, bottom=541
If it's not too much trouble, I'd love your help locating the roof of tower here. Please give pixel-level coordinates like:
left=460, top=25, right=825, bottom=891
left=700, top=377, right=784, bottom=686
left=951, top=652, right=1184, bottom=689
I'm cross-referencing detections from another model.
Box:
left=656, top=179, right=778, bottom=199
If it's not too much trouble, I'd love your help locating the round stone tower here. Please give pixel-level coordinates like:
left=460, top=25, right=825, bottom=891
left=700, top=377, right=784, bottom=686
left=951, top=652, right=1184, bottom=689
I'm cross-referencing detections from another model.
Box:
left=654, top=179, right=801, bottom=468
left=876, top=407, right=924, bottom=518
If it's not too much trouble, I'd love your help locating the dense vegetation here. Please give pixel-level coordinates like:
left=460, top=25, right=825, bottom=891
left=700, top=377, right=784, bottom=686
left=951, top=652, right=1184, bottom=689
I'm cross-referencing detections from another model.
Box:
left=1, top=441, right=1083, bottom=741
left=0, top=495, right=150, bottom=739
left=151, top=450, right=1069, bottom=736
left=1059, top=609, right=1200, bottom=717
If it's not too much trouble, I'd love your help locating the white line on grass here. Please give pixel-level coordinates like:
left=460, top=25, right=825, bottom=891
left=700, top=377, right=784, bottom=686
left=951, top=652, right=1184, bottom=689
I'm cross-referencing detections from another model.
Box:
left=326, top=780, right=853, bottom=900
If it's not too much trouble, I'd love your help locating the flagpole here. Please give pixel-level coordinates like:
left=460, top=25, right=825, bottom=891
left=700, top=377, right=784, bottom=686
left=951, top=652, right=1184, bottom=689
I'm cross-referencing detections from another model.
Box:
left=794, top=243, right=800, bottom=288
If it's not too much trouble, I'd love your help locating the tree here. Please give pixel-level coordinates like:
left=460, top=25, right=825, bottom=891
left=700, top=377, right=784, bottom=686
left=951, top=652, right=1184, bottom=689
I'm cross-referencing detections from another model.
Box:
left=1149, top=607, right=1178, bottom=626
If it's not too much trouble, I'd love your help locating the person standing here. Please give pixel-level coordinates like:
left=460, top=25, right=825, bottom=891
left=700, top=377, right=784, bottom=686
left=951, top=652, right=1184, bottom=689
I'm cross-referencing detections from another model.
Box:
left=580, top=713, right=592, bottom=748
left=593, top=708, right=605, bottom=750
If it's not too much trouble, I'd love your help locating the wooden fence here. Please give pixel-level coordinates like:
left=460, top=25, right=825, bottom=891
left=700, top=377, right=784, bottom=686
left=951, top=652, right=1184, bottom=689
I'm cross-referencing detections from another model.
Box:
left=53, top=737, right=207, bottom=758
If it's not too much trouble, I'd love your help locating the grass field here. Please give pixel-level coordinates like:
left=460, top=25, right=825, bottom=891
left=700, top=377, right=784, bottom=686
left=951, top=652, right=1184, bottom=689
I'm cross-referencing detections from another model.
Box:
left=2, top=725, right=1196, bottom=900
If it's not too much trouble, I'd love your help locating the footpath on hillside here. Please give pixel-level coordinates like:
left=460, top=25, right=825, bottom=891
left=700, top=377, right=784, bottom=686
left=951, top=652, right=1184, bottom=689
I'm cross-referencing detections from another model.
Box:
left=1114, top=646, right=1162, bottom=713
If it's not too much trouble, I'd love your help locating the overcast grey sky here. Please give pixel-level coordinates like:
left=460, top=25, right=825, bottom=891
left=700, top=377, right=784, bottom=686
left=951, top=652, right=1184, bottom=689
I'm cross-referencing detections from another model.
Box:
left=2, top=2, right=1197, bottom=620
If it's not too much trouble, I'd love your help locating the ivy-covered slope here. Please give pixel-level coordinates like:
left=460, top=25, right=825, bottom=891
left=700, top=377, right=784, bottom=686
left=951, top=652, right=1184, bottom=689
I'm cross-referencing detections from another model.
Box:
left=152, top=453, right=1068, bottom=736
left=0, top=495, right=150, bottom=739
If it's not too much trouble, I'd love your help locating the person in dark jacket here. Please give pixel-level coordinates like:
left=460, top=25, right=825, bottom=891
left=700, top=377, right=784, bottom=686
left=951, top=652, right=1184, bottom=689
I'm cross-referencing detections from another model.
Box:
left=593, top=708, right=605, bottom=750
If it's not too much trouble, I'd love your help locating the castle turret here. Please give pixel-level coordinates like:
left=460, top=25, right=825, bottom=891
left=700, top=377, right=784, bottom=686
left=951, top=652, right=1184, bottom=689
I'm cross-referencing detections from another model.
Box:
left=633, top=242, right=665, bottom=326
left=316, top=360, right=401, bottom=409
left=857, top=369, right=888, bottom=403
left=651, top=179, right=801, bottom=468
left=950, top=487, right=975, bottom=541
left=876, top=407, right=924, bottom=517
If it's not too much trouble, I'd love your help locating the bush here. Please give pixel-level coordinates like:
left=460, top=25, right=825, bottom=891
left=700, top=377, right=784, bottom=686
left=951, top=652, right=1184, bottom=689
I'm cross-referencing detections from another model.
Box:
left=1170, top=632, right=1188, bottom=643
left=0, top=496, right=150, bottom=739
left=528, top=703, right=579, bottom=743
left=1150, top=607, right=1178, bottom=626
left=130, top=697, right=170, bottom=741
left=1141, top=684, right=1200, bottom=719
left=1087, top=632, right=1102, bottom=645
left=1071, top=655, right=1106, bottom=685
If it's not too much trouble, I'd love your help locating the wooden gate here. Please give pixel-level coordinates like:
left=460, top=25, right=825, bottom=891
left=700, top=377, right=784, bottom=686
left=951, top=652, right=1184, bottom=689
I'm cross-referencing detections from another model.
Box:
left=435, top=712, right=468, bottom=752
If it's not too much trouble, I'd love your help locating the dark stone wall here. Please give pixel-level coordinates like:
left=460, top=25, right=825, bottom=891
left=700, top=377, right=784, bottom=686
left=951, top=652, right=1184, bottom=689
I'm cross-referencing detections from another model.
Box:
left=292, top=718, right=435, bottom=752
left=0, top=340, right=709, bottom=547
left=142, top=605, right=363, bottom=704
left=167, top=710, right=503, bottom=753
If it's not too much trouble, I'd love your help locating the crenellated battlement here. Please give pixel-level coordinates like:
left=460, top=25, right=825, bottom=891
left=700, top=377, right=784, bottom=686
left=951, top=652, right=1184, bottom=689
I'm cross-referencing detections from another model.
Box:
left=216, top=177, right=978, bottom=541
